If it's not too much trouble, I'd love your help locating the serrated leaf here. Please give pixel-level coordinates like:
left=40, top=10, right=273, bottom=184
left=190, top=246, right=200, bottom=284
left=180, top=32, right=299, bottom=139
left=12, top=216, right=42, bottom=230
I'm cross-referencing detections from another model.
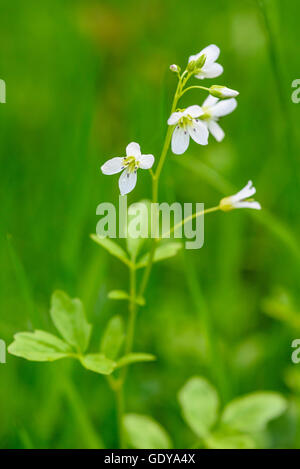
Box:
left=124, top=414, right=172, bottom=449
left=205, top=431, right=255, bottom=449
left=221, top=392, right=287, bottom=434
left=126, top=200, right=151, bottom=261
left=178, top=376, right=219, bottom=438
left=108, top=290, right=145, bottom=306
left=100, top=316, right=125, bottom=360
left=90, top=234, right=131, bottom=266
left=50, top=290, right=92, bottom=353
left=117, top=353, right=156, bottom=368
left=137, top=242, right=182, bottom=269
left=80, top=354, right=116, bottom=375
left=8, top=330, right=72, bottom=362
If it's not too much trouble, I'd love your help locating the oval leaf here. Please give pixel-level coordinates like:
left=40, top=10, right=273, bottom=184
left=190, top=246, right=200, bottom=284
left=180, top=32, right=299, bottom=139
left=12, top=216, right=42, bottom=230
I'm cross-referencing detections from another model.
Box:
left=91, top=234, right=130, bottom=266
left=8, top=330, right=72, bottom=362
left=206, top=431, right=255, bottom=449
left=124, top=414, right=172, bottom=449
left=100, top=316, right=125, bottom=360
left=178, top=376, right=219, bottom=438
left=80, top=354, right=116, bottom=375
left=221, top=392, right=287, bottom=434
left=50, top=291, right=92, bottom=353
left=137, top=242, right=182, bottom=269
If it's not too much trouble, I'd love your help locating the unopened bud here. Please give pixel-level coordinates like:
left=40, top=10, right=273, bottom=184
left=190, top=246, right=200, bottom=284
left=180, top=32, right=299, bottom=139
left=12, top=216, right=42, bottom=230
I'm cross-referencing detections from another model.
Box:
left=187, top=60, right=196, bottom=73
left=209, top=85, right=239, bottom=99
left=169, top=64, right=180, bottom=73
left=195, top=54, right=206, bottom=69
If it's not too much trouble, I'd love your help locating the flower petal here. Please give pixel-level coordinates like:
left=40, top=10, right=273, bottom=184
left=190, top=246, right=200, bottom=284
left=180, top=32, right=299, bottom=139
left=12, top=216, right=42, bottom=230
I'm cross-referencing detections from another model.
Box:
left=202, top=95, right=219, bottom=108
left=126, top=142, right=141, bottom=158
left=184, top=105, right=204, bottom=118
left=198, top=63, right=223, bottom=79
left=231, top=181, right=256, bottom=203
left=189, top=44, right=220, bottom=65
left=188, top=121, right=209, bottom=145
left=234, top=201, right=261, bottom=210
left=139, top=154, right=155, bottom=169
left=208, top=120, right=225, bottom=142
left=210, top=98, right=237, bottom=117
left=119, top=169, right=137, bottom=196
left=168, top=112, right=182, bottom=125
left=101, top=157, right=124, bottom=175
left=171, top=126, right=190, bottom=155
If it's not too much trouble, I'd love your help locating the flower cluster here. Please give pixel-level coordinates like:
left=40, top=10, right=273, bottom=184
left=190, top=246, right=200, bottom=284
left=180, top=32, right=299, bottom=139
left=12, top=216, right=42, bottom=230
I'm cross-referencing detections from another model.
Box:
left=100, top=44, right=261, bottom=211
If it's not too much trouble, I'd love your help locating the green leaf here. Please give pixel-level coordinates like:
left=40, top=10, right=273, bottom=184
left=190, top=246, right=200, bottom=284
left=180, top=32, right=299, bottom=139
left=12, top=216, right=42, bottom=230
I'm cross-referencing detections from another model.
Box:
left=205, top=431, right=255, bottom=449
left=100, top=316, right=125, bottom=360
left=90, top=234, right=130, bottom=266
left=178, top=376, right=219, bottom=438
left=8, top=330, right=72, bottom=362
left=117, top=353, right=156, bottom=368
left=108, top=290, right=145, bottom=306
left=50, top=290, right=92, bottom=353
left=124, top=414, right=172, bottom=449
left=126, top=200, right=151, bottom=261
left=80, top=354, right=116, bottom=375
left=221, top=392, right=287, bottom=434
left=137, top=242, right=182, bottom=269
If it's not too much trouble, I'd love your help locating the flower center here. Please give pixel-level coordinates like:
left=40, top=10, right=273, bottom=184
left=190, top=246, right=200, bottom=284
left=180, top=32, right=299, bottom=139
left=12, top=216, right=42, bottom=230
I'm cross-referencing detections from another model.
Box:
left=123, top=156, right=139, bottom=173
left=178, top=115, right=193, bottom=128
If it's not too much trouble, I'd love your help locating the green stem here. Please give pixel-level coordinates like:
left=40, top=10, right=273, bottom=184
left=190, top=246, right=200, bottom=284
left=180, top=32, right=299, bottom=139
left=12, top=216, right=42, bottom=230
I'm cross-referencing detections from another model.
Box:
left=115, top=385, right=125, bottom=449
left=180, top=85, right=210, bottom=98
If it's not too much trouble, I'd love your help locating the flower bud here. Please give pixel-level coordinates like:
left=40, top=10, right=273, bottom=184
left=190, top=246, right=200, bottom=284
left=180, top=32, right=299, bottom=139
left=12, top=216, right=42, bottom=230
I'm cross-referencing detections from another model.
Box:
left=169, top=64, right=180, bottom=73
left=187, top=60, right=196, bottom=72
left=209, top=85, right=239, bottom=99
left=195, top=54, right=206, bottom=69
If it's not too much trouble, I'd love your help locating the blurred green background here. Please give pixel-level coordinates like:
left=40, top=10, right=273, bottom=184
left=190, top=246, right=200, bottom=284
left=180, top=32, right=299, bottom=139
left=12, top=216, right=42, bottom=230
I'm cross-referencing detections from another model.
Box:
left=1, top=0, right=300, bottom=449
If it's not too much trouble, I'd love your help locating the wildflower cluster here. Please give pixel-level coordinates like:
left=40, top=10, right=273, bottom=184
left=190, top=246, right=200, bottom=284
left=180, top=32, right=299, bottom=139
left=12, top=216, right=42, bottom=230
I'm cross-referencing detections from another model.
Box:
left=101, top=44, right=261, bottom=212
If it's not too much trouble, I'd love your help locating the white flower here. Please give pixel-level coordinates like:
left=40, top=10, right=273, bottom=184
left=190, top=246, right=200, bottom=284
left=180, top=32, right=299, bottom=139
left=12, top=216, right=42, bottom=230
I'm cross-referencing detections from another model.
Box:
left=101, top=142, right=154, bottom=196
left=209, top=85, right=239, bottom=99
left=189, top=44, right=223, bottom=80
left=200, top=95, right=238, bottom=142
left=167, top=105, right=209, bottom=155
left=220, top=181, right=261, bottom=211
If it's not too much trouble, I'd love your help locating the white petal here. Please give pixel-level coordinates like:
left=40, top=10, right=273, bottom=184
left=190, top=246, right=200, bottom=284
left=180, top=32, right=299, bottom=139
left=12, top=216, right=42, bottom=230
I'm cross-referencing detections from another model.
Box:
left=139, top=154, right=154, bottom=169
left=234, top=201, right=261, bottom=210
left=198, top=63, right=223, bottom=79
left=188, top=121, right=209, bottom=145
left=171, top=126, right=190, bottom=155
left=101, top=157, right=124, bottom=175
left=208, top=121, right=225, bottom=142
left=210, top=98, right=237, bottom=117
left=232, top=181, right=256, bottom=203
left=189, top=44, right=220, bottom=65
left=220, top=87, right=239, bottom=98
left=202, top=94, right=219, bottom=108
left=119, top=169, right=137, bottom=196
left=168, top=112, right=182, bottom=125
left=126, top=142, right=141, bottom=158
left=184, top=105, right=204, bottom=118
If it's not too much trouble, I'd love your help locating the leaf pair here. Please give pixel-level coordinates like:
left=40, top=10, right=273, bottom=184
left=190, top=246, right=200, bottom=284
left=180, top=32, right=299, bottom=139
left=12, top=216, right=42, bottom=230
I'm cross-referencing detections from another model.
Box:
left=178, top=376, right=287, bottom=449
left=9, top=290, right=91, bottom=362
left=8, top=292, right=155, bottom=375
